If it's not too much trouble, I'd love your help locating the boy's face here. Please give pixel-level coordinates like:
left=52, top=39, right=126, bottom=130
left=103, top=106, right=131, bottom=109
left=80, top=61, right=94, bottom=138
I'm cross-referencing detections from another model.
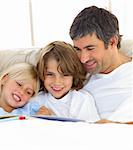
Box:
left=44, top=58, right=73, bottom=99
left=73, top=33, right=114, bottom=74
left=1, top=76, right=35, bottom=112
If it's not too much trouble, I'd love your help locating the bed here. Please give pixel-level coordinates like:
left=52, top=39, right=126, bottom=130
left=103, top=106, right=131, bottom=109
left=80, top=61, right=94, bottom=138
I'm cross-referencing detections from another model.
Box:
left=0, top=117, right=132, bottom=150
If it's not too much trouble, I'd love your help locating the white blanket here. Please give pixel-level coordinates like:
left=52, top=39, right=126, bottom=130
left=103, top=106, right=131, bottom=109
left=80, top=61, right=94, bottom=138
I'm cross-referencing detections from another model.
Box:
left=0, top=118, right=132, bottom=150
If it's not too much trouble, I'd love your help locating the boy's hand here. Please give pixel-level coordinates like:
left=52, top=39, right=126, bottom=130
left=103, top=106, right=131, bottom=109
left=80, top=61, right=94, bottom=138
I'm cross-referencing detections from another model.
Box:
left=36, top=106, right=55, bottom=115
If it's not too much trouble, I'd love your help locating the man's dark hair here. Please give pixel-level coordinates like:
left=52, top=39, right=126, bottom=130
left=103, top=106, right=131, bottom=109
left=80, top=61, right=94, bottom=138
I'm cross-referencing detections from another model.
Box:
left=69, top=6, right=122, bottom=49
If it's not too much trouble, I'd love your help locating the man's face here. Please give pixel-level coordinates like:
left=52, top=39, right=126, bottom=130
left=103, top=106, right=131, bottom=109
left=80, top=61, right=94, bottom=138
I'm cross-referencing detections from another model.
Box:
left=73, top=33, right=113, bottom=74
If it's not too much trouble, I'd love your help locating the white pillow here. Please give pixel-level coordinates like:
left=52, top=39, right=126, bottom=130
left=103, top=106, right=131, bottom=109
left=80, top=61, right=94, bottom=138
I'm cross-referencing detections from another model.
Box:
left=0, top=48, right=40, bottom=73
left=120, top=39, right=133, bottom=56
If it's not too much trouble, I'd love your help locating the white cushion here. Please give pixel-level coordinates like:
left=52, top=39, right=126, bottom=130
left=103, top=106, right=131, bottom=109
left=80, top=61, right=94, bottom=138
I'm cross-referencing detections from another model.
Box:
left=0, top=48, right=40, bottom=73
left=120, top=39, right=133, bottom=56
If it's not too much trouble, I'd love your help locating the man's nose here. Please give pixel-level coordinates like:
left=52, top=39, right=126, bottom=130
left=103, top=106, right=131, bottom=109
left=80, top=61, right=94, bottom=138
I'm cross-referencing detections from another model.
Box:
left=80, top=51, right=90, bottom=63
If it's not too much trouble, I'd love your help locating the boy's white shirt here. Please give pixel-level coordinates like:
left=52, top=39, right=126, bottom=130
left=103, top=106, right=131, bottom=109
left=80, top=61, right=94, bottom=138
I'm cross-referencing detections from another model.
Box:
left=84, top=61, right=133, bottom=122
left=30, top=89, right=100, bottom=122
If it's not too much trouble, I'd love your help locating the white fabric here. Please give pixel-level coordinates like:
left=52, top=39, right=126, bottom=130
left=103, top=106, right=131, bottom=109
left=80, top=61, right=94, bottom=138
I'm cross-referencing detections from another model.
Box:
left=120, top=39, right=133, bottom=56
left=0, top=107, right=30, bottom=116
left=0, top=119, right=132, bottom=150
left=108, top=97, right=133, bottom=122
left=0, top=48, right=40, bottom=73
left=84, top=61, right=133, bottom=121
left=30, top=90, right=100, bottom=122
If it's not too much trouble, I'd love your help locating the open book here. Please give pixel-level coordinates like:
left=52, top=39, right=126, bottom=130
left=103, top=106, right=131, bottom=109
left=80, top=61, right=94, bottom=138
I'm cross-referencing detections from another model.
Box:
left=0, top=115, right=28, bottom=122
left=31, top=115, right=86, bottom=122
left=0, top=115, right=85, bottom=122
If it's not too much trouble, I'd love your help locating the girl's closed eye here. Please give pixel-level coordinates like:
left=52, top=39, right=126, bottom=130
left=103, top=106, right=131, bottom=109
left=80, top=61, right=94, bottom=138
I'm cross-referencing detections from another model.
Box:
left=26, top=90, right=34, bottom=96
left=16, top=80, right=23, bottom=86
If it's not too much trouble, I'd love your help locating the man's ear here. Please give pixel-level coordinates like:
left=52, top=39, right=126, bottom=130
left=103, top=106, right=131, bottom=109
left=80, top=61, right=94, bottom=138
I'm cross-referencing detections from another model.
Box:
left=1, top=74, right=9, bottom=85
left=109, top=36, right=118, bottom=47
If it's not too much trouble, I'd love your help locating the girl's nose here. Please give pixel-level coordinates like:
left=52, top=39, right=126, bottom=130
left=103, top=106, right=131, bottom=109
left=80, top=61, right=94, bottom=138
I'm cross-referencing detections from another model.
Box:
left=18, top=88, right=25, bottom=96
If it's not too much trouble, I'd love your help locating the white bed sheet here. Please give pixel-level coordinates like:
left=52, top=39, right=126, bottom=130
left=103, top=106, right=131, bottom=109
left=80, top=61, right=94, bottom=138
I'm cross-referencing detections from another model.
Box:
left=0, top=118, right=132, bottom=150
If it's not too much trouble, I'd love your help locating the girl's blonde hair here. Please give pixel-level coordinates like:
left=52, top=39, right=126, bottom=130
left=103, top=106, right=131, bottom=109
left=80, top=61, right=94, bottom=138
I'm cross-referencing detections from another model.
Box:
left=0, top=63, right=40, bottom=96
left=37, top=41, right=86, bottom=91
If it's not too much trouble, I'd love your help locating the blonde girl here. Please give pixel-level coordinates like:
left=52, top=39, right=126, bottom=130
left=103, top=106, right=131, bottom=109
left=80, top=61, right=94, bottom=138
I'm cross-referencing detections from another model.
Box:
left=0, top=62, right=40, bottom=115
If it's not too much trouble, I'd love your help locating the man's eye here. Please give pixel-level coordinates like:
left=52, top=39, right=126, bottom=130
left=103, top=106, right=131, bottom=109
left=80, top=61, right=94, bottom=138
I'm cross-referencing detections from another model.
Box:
left=74, top=47, right=81, bottom=51
left=86, top=47, right=95, bottom=51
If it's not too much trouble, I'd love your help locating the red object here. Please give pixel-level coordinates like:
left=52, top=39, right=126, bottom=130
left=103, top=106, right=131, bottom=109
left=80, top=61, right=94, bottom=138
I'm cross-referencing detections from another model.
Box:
left=19, top=116, right=26, bottom=120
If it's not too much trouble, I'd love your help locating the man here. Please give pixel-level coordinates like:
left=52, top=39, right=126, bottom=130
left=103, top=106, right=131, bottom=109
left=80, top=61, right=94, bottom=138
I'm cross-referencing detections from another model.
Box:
left=69, top=6, right=133, bottom=123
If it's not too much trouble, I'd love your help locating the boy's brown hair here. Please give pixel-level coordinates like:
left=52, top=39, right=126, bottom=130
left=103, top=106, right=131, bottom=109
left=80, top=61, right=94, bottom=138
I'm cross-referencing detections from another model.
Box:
left=37, top=41, right=87, bottom=91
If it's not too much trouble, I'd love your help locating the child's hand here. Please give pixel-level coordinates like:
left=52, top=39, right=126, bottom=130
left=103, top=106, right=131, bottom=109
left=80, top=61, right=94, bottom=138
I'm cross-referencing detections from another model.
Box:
left=36, top=106, right=55, bottom=115
left=96, top=119, right=113, bottom=124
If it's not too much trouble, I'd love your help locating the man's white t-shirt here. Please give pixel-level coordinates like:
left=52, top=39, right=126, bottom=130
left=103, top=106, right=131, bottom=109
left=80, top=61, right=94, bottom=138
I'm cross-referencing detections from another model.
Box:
left=83, top=61, right=133, bottom=122
left=108, top=97, right=133, bottom=122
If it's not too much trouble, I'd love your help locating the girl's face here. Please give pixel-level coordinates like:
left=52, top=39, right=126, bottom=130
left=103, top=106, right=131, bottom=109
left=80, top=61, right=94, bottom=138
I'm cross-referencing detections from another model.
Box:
left=44, top=58, right=73, bottom=99
left=0, top=76, right=36, bottom=112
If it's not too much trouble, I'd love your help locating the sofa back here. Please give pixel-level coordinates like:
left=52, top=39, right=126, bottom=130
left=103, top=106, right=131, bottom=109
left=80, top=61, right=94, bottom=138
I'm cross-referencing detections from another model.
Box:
left=0, top=48, right=40, bottom=73
left=0, top=40, right=132, bottom=73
